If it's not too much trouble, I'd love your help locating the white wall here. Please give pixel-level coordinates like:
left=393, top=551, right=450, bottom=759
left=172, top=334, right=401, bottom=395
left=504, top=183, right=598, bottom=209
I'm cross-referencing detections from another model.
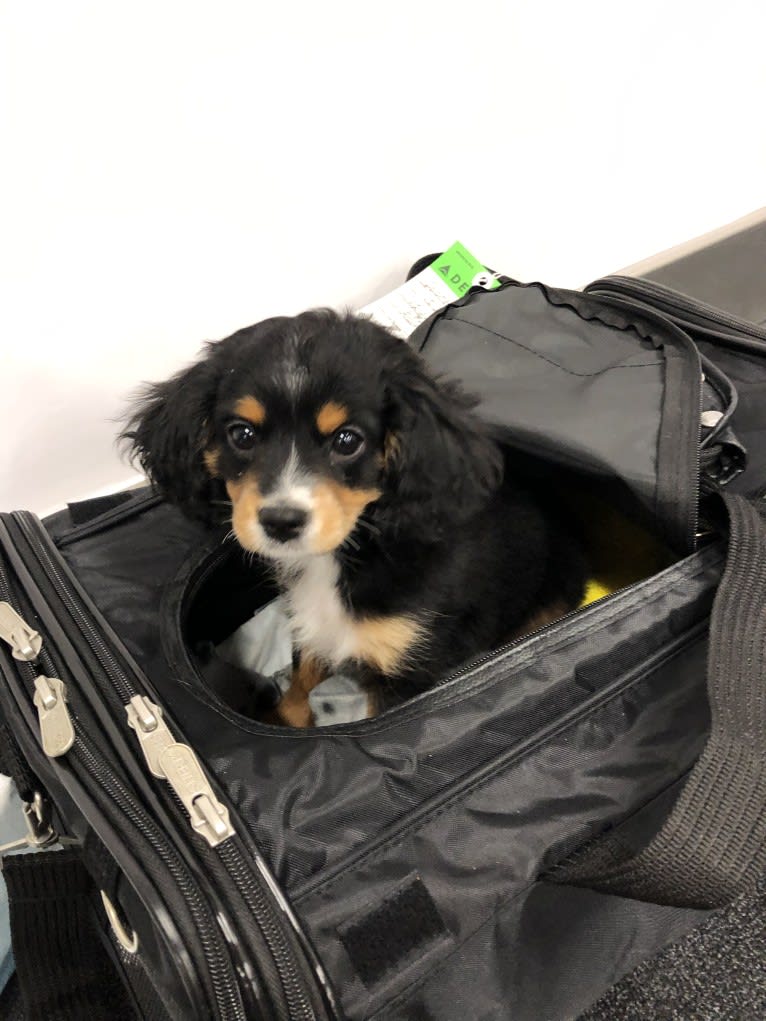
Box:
left=2, top=0, right=765, bottom=515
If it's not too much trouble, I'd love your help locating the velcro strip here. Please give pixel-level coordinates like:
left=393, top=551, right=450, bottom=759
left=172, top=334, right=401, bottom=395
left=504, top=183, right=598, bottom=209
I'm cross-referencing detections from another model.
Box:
left=340, top=876, right=448, bottom=987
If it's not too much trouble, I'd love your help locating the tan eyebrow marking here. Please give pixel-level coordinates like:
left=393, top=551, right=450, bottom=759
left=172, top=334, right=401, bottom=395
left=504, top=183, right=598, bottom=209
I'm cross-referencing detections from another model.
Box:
left=233, top=396, right=266, bottom=425
left=316, top=402, right=348, bottom=435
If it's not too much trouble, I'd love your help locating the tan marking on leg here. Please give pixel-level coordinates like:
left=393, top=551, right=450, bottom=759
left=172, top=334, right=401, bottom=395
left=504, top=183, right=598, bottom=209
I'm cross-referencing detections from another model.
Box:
left=233, top=396, right=266, bottom=425
left=353, top=614, right=424, bottom=675
left=226, top=476, right=263, bottom=550
left=274, top=653, right=327, bottom=728
left=316, top=402, right=348, bottom=435
left=203, top=448, right=220, bottom=477
left=310, top=481, right=381, bottom=553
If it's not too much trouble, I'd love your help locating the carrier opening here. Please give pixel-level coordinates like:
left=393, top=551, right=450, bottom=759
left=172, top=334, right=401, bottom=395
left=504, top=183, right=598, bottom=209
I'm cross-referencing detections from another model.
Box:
left=182, top=462, right=677, bottom=729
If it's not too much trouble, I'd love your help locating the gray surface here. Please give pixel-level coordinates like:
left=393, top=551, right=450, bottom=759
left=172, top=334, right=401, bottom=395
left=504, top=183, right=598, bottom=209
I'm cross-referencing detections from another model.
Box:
left=580, top=874, right=766, bottom=1020
left=646, top=220, right=766, bottom=325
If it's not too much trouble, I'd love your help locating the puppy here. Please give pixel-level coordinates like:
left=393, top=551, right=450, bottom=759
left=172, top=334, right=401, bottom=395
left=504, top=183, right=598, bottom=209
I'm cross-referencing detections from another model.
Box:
left=124, top=310, right=586, bottom=725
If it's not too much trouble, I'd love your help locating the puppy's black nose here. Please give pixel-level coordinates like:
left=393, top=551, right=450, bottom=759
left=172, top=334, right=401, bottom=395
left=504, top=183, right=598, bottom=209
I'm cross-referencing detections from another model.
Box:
left=258, top=505, right=308, bottom=543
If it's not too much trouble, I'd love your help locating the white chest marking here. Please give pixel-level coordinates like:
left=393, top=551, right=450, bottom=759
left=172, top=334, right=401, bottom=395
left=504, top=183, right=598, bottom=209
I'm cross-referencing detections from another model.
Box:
left=282, top=555, right=423, bottom=673
left=283, top=555, right=360, bottom=668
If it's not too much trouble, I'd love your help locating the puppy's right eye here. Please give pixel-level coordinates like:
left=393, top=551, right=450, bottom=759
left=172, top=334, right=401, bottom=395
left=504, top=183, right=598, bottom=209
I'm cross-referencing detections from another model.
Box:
left=227, top=421, right=257, bottom=452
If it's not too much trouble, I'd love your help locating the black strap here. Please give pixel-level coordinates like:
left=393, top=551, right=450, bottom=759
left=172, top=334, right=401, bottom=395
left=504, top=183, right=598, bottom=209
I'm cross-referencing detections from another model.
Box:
left=0, top=716, right=40, bottom=805
left=3, top=849, right=137, bottom=1021
left=0, top=973, right=26, bottom=1021
left=572, top=492, right=766, bottom=908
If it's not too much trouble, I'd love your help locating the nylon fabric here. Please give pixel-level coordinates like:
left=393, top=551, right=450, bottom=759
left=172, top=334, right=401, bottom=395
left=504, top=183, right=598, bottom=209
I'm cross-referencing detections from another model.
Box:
left=413, top=282, right=701, bottom=552
left=292, top=630, right=712, bottom=1019
left=381, top=882, right=708, bottom=1021
left=53, top=498, right=724, bottom=1020
left=58, top=507, right=722, bottom=890
left=562, top=494, right=766, bottom=908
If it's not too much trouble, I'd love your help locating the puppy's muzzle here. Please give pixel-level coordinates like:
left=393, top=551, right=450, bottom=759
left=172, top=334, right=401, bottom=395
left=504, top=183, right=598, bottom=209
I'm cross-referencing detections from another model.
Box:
left=258, top=504, right=308, bottom=543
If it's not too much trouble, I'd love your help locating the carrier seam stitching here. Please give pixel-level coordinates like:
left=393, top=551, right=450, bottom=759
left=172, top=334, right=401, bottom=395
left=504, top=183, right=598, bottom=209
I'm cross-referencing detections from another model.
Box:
left=452, top=315, right=661, bottom=378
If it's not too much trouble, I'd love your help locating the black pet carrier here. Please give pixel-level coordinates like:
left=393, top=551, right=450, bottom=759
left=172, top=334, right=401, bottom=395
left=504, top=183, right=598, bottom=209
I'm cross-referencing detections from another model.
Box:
left=2, top=273, right=766, bottom=1020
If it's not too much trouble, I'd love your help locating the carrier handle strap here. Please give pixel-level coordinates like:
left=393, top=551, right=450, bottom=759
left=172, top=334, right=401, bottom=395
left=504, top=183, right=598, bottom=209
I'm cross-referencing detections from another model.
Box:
left=580, top=491, right=766, bottom=908
left=0, top=713, right=41, bottom=806
left=2, top=848, right=138, bottom=1020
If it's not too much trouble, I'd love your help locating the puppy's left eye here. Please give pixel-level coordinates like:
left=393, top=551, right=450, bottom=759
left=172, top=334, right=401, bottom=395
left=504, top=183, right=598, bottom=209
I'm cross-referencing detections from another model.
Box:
left=331, top=428, right=365, bottom=461
left=227, top=421, right=257, bottom=451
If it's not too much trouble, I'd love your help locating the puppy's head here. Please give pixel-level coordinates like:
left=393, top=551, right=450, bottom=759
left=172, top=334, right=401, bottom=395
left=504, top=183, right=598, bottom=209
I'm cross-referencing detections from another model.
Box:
left=123, top=311, right=502, bottom=562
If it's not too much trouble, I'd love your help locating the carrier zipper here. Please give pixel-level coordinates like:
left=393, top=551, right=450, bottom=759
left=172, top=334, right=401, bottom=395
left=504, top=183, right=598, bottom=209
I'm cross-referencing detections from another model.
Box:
left=126, top=701, right=324, bottom=1020
left=0, top=603, right=76, bottom=757
left=434, top=598, right=599, bottom=691
left=16, top=513, right=323, bottom=1021
left=126, top=695, right=234, bottom=847
left=12, top=516, right=136, bottom=704
left=73, top=733, right=247, bottom=1021
left=0, top=601, right=43, bottom=661
left=122, top=703, right=328, bottom=1021
left=215, top=838, right=335, bottom=1021
left=0, top=584, right=246, bottom=1021
left=32, top=675, right=76, bottom=757
left=0, top=537, right=249, bottom=1021
left=431, top=538, right=719, bottom=695
left=586, top=276, right=766, bottom=349
left=4, top=512, right=327, bottom=1021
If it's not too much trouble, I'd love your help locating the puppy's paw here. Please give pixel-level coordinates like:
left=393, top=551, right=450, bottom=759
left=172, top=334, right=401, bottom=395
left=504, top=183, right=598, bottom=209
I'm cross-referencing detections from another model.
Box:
left=262, top=692, right=316, bottom=728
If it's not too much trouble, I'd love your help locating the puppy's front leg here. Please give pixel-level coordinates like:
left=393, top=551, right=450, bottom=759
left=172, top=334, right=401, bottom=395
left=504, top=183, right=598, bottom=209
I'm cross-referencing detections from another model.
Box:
left=271, top=651, right=328, bottom=728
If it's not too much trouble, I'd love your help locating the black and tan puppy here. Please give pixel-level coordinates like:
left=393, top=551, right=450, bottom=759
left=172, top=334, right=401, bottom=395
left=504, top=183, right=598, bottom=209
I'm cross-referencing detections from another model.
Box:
left=124, top=311, right=586, bottom=725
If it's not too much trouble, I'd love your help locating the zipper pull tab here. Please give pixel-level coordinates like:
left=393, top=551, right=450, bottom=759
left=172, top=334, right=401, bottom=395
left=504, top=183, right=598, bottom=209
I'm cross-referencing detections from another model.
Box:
left=159, top=744, right=235, bottom=847
left=33, top=676, right=75, bottom=757
left=126, top=695, right=175, bottom=778
left=0, top=602, right=42, bottom=661
left=126, top=695, right=235, bottom=847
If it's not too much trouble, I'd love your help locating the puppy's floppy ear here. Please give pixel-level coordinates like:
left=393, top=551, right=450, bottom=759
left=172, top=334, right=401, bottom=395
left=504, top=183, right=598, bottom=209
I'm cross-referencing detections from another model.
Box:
left=379, top=355, right=503, bottom=534
left=120, top=350, right=224, bottom=523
